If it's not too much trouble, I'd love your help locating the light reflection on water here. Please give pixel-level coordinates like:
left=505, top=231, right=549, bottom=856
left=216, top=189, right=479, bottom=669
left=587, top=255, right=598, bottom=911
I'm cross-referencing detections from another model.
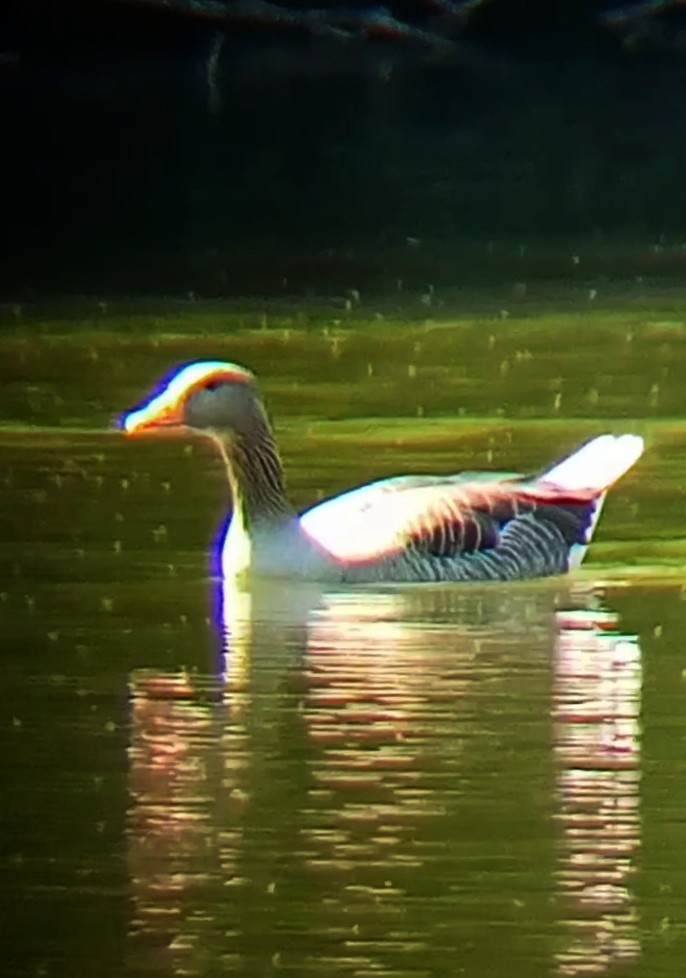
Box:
left=127, top=580, right=642, bottom=977
left=553, top=610, right=641, bottom=976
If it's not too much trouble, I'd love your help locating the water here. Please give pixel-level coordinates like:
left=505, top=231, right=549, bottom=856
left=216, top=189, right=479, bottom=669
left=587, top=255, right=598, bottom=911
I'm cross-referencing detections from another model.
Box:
left=2, top=303, right=686, bottom=977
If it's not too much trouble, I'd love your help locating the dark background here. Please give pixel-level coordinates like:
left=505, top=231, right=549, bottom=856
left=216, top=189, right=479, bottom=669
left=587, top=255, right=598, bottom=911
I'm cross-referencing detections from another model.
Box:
left=2, top=0, right=686, bottom=296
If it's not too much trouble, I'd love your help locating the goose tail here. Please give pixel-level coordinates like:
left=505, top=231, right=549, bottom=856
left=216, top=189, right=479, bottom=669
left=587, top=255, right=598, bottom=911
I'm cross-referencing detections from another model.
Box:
left=540, top=434, right=644, bottom=569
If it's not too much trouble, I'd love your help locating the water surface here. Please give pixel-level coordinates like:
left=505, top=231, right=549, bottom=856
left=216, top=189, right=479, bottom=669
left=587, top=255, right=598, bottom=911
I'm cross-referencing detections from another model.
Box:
left=2, top=308, right=686, bottom=977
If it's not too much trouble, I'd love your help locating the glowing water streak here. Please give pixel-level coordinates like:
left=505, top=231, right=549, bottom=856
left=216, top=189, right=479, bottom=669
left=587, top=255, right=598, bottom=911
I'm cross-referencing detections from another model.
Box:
left=553, top=608, right=642, bottom=976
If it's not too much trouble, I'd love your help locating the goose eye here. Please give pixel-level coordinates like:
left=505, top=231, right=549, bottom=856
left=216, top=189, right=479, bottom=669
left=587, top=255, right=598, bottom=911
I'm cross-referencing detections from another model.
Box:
left=205, top=379, right=223, bottom=393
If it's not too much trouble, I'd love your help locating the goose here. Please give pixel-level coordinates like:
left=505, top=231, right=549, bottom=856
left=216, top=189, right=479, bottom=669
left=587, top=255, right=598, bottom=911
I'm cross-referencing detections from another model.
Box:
left=121, top=360, right=643, bottom=583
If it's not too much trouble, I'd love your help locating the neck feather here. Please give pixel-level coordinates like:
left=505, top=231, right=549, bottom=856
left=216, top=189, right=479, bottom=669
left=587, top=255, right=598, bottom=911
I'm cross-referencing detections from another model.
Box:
left=213, top=419, right=292, bottom=526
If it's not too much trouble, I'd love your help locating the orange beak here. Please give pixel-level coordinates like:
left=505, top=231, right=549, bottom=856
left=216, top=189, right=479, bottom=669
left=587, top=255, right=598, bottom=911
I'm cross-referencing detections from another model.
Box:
left=122, top=396, right=186, bottom=436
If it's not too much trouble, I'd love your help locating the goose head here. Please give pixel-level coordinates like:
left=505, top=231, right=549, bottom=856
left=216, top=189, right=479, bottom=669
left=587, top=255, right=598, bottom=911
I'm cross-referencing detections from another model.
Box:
left=122, top=360, right=268, bottom=440
left=122, top=360, right=291, bottom=523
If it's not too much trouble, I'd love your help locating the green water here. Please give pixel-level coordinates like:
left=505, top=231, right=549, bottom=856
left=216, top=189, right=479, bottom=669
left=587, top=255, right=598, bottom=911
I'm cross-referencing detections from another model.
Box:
left=3, top=295, right=686, bottom=977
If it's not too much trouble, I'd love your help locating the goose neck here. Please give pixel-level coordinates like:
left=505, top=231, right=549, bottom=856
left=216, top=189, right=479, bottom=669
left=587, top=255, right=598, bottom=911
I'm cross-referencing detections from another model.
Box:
left=214, top=424, right=292, bottom=525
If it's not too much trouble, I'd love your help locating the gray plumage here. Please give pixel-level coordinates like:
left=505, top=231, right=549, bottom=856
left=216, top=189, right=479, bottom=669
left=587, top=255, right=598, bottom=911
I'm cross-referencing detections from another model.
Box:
left=122, top=360, right=644, bottom=584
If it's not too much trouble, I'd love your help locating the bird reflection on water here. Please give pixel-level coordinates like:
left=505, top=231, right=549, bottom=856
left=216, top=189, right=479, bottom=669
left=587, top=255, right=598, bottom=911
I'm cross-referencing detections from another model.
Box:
left=553, top=608, right=641, bottom=976
left=127, top=578, right=642, bottom=976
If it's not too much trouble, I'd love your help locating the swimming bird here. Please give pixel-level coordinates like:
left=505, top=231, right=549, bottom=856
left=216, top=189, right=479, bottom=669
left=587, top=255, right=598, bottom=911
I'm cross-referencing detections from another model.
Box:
left=122, top=360, right=643, bottom=584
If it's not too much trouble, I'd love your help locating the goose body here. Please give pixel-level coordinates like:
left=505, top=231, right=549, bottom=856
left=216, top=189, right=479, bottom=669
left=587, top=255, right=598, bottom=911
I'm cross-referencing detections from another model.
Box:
left=122, top=360, right=643, bottom=584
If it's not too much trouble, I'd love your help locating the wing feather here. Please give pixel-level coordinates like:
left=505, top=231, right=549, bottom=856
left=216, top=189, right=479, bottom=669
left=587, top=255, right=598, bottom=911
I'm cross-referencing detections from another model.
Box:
left=299, top=475, right=595, bottom=564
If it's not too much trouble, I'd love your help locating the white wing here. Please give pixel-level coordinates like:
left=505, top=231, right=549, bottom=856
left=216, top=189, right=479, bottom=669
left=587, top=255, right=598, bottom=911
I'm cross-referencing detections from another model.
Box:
left=299, top=435, right=644, bottom=565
